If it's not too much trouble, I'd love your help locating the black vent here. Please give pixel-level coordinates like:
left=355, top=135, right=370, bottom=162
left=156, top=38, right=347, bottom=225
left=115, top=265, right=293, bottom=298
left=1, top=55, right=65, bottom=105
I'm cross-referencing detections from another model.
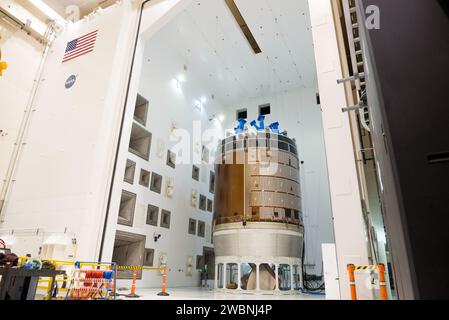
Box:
left=237, top=109, right=247, bottom=120
left=259, top=104, right=271, bottom=116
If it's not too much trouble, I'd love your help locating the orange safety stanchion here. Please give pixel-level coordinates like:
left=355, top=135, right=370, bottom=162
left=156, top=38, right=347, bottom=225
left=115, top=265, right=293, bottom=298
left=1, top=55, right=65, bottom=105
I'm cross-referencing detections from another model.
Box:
left=347, top=264, right=389, bottom=301
left=347, top=264, right=357, bottom=300
left=157, top=266, right=170, bottom=296
left=126, top=268, right=140, bottom=298
left=377, top=264, right=388, bottom=301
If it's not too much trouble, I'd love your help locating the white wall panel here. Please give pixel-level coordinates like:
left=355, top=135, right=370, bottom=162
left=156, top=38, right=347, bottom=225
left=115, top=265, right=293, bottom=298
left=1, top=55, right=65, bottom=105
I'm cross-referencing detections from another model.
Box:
left=0, top=1, right=141, bottom=261
left=101, top=0, right=222, bottom=288
left=0, top=21, right=45, bottom=191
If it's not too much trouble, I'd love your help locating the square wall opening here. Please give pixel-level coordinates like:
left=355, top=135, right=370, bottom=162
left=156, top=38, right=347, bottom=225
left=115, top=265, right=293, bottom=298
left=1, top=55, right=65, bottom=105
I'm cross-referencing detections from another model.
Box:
left=150, top=172, right=163, bottom=194
left=199, top=195, right=207, bottom=211
left=144, top=248, right=155, bottom=267
left=160, top=210, right=171, bottom=229
left=188, top=218, right=197, bottom=235
left=167, top=150, right=176, bottom=168
left=198, top=220, right=206, bottom=238
left=134, top=94, right=149, bottom=126
left=112, top=231, right=146, bottom=279
left=207, top=199, right=213, bottom=212
left=236, top=108, right=247, bottom=120
left=209, top=171, right=215, bottom=194
left=118, top=190, right=136, bottom=227
left=192, top=166, right=200, bottom=181
left=124, top=159, right=136, bottom=184
left=259, top=103, right=271, bottom=116
left=139, top=169, right=151, bottom=187
left=129, top=123, right=152, bottom=161
left=146, top=205, right=159, bottom=226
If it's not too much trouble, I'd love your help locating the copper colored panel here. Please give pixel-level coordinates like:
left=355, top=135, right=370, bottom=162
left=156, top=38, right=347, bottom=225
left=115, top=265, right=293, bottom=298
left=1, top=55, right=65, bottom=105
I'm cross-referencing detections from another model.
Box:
left=214, top=163, right=245, bottom=225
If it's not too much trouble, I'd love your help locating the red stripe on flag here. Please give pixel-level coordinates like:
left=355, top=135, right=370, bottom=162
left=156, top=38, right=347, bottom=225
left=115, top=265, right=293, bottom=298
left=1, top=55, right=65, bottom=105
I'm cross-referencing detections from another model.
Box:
left=75, top=37, right=96, bottom=48
left=62, top=45, right=95, bottom=62
left=77, top=30, right=98, bottom=41
left=76, top=33, right=97, bottom=45
left=63, top=40, right=96, bottom=59
left=62, top=30, right=98, bottom=63
left=62, top=48, right=94, bottom=63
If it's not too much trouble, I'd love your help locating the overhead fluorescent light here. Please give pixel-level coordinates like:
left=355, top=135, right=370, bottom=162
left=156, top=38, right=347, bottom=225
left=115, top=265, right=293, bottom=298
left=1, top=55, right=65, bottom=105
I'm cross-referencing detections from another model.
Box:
left=225, top=0, right=262, bottom=54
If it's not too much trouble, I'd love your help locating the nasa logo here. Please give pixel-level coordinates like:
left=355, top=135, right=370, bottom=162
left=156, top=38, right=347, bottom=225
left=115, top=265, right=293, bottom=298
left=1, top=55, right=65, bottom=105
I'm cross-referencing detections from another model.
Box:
left=65, top=75, right=77, bottom=89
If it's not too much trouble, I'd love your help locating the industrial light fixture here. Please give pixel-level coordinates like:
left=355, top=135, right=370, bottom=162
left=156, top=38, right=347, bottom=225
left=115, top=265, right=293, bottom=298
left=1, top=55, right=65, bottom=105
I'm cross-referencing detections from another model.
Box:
left=177, top=74, right=185, bottom=82
left=172, top=73, right=186, bottom=91
left=193, top=100, right=203, bottom=112
left=194, top=96, right=208, bottom=112
left=172, top=78, right=182, bottom=91
left=28, top=0, right=67, bottom=26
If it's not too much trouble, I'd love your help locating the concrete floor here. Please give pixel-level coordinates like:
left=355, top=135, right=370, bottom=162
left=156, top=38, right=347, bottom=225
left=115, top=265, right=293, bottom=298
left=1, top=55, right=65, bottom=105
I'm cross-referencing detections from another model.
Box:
left=116, top=287, right=325, bottom=300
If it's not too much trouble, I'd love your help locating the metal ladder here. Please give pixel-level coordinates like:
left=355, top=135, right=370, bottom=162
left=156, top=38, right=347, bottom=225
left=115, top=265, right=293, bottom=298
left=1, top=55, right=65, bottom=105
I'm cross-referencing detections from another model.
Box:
left=341, top=0, right=370, bottom=131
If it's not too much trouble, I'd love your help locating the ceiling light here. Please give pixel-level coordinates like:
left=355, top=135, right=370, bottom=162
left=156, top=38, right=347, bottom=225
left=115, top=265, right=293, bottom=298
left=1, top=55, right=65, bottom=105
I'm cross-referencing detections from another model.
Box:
left=178, top=74, right=186, bottom=82
left=172, top=78, right=181, bottom=90
left=218, top=115, right=225, bottom=122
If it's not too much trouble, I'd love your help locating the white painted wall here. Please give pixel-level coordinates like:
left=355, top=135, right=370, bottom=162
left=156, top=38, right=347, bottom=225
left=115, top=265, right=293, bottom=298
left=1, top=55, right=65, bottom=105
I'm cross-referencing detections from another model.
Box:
left=222, top=87, right=335, bottom=277
left=308, top=0, right=372, bottom=300
left=103, top=36, right=223, bottom=288
left=100, top=0, right=223, bottom=289
left=2, top=0, right=213, bottom=289
left=0, top=1, right=141, bottom=260
left=322, top=243, right=340, bottom=299
left=0, top=20, right=45, bottom=198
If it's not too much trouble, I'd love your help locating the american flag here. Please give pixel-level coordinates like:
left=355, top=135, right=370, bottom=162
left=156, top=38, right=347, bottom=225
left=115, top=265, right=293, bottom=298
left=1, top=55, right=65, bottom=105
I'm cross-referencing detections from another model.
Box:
left=62, top=30, right=98, bottom=63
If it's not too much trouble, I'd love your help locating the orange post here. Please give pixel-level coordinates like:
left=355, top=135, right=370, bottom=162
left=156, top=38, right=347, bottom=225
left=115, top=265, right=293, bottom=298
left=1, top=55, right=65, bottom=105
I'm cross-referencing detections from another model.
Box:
left=347, top=264, right=357, bottom=300
left=157, top=266, right=170, bottom=296
left=377, top=264, right=388, bottom=300
left=126, top=268, right=140, bottom=298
